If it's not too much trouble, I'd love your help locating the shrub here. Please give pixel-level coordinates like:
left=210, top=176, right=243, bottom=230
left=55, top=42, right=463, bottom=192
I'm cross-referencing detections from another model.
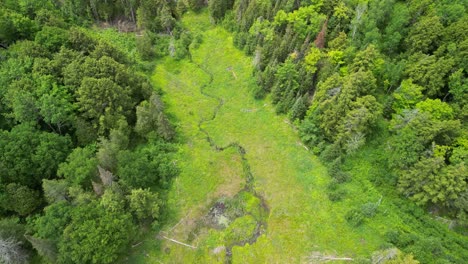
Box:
left=328, top=158, right=351, bottom=183
left=361, top=202, right=379, bottom=218
left=385, top=230, right=417, bottom=248
left=328, top=188, right=347, bottom=202
left=252, top=83, right=267, bottom=100
left=345, top=208, right=365, bottom=227
left=320, top=142, right=342, bottom=162
left=333, top=170, right=351, bottom=183
left=326, top=181, right=347, bottom=202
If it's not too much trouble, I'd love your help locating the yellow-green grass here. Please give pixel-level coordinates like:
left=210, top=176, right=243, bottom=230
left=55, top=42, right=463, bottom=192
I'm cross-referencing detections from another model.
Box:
left=124, top=10, right=391, bottom=263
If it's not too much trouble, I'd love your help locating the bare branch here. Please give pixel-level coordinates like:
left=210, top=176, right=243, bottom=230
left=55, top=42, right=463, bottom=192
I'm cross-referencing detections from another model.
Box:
left=308, top=251, right=353, bottom=263
left=159, top=235, right=197, bottom=249
left=0, top=237, right=28, bottom=264
left=98, top=166, right=114, bottom=186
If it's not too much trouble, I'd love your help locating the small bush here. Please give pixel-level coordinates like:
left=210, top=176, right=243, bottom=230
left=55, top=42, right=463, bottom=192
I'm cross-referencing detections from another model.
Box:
left=328, top=188, right=347, bottom=202
left=333, top=170, right=351, bottom=183
left=136, top=32, right=155, bottom=60
left=252, top=84, right=267, bottom=100
left=328, top=158, right=351, bottom=183
left=320, top=142, right=342, bottom=162
left=385, top=230, right=417, bottom=248
left=408, top=237, right=444, bottom=263
left=326, top=180, right=347, bottom=202
left=233, top=32, right=247, bottom=49
left=345, top=208, right=365, bottom=227
left=190, top=33, right=203, bottom=49
left=361, top=202, right=379, bottom=218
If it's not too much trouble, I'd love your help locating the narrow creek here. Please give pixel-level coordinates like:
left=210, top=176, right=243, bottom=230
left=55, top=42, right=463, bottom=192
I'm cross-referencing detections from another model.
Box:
left=191, top=58, right=270, bottom=263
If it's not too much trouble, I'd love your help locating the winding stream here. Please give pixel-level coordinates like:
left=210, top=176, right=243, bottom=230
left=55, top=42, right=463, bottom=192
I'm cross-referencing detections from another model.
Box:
left=191, top=58, right=270, bottom=263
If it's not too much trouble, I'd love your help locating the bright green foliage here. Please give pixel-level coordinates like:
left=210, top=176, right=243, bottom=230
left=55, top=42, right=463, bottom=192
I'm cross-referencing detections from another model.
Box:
left=39, top=84, right=75, bottom=133
left=274, top=5, right=326, bottom=38
left=130, top=11, right=468, bottom=263
left=33, top=201, right=72, bottom=241
left=304, top=47, right=322, bottom=73
left=58, top=145, right=98, bottom=187
left=117, top=141, right=178, bottom=189
left=100, top=187, right=126, bottom=213
left=416, top=99, right=453, bottom=120
left=327, top=49, right=345, bottom=66
left=392, top=79, right=424, bottom=113
left=0, top=0, right=467, bottom=263
left=58, top=200, right=134, bottom=264
left=451, top=137, right=468, bottom=165
left=127, top=188, right=160, bottom=222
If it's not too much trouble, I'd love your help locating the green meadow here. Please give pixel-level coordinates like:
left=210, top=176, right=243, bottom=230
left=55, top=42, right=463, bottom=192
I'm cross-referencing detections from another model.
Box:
left=126, top=11, right=467, bottom=263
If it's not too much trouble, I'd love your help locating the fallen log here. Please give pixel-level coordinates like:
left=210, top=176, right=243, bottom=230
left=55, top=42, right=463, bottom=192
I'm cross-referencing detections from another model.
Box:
left=160, top=235, right=197, bottom=249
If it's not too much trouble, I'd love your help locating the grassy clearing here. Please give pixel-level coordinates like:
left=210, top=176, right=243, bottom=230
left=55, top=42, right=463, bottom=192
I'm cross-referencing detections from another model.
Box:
left=125, top=10, right=468, bottom=263
left=125, top=11, right=385, bottom=263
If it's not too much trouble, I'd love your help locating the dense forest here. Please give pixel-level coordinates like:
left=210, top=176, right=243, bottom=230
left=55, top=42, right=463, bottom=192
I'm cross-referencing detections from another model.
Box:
left=0, top=0, right=467, bottom=263
left=221, top=0, right=467, bottom=228
left=0, top=0, right=179, bottom=263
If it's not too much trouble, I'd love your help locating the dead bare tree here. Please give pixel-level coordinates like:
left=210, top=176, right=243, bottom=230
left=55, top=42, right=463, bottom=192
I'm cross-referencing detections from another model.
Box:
left=157, top=234, right=197, bottom=249
left=314, top=19, right=328, bottom=49
left=351, top=3, right=367, bottom=40
left=98, top=166, right=114, bottom=186
left=0, top=237, right=28, bottom=264
left=92, top=181, right=104, bottom=196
